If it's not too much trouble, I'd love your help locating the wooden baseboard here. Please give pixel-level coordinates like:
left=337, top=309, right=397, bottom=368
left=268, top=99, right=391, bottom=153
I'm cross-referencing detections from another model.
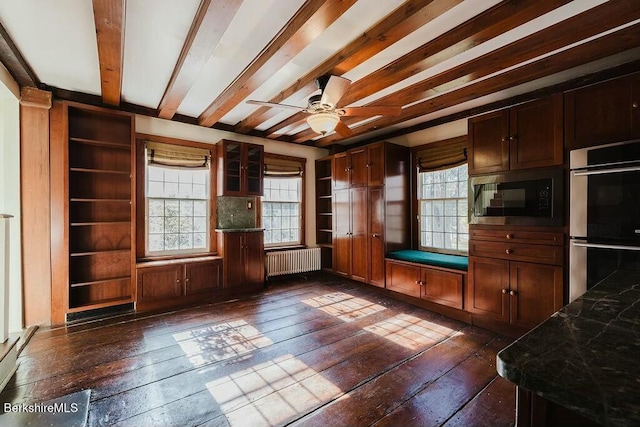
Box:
left=0, top=337, right=18, bottom=392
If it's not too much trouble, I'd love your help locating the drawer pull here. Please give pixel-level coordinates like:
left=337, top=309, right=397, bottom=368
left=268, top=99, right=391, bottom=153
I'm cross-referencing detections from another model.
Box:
left=506, top=234, right=514, bottom=239
left=501, top=289, right=507, bottom=294
left=509, top=290, right=517, bottom=296
left=505, top=249, right=513, bottom=254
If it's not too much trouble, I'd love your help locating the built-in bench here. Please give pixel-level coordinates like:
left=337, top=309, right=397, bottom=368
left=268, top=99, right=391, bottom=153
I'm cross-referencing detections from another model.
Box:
left=385, top=250, right=469, bottom=316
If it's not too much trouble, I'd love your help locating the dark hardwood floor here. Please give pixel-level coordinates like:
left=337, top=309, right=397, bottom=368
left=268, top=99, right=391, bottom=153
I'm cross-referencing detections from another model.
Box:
left=0, top=273, right=516, bottom=426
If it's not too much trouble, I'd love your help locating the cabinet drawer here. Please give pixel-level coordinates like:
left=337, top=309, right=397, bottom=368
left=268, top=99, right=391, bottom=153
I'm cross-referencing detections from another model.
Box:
left=420, top=268, right=464, bottom=309
left=469, top=240, right=563, bottom=265
left=470, top=228, right=564, bottom=246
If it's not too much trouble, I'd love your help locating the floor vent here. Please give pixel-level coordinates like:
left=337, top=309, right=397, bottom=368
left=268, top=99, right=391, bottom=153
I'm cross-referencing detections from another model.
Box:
left=266, top=247, right=321, bottom=278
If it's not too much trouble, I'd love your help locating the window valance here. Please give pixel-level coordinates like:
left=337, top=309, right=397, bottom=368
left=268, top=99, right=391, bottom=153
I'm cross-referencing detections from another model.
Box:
left=146, top=141, right=211, bottom=169
left=264, top=153, right=306, bottom=177
left=415, top=136, right=467, bottom=172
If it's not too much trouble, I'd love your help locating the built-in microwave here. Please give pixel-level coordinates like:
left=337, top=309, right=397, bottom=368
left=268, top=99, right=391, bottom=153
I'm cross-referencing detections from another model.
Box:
left=469, top=168, right=563, bottom=226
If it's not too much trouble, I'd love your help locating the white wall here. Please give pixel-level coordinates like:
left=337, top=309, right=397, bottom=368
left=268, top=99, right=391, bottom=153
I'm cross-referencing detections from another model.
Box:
left=388, top=119, right=468, bottom=148
left=135, top=116, right=329, bottom=246
left=0, top=68, right=22, bottom=334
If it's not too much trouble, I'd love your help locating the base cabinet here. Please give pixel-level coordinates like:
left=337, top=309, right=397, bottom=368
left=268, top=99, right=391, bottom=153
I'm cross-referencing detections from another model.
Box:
left=217, top=231, right=264, bottom=290
left=136, top=257, right=222, bottom=311
left=385, top=260, right=465, bottom=309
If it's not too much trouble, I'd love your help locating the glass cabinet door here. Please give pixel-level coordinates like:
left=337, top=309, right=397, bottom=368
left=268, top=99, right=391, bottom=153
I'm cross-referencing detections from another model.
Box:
left=224, top=141, right=242, bottom=194
left=245, top=143, right=263, bottom=196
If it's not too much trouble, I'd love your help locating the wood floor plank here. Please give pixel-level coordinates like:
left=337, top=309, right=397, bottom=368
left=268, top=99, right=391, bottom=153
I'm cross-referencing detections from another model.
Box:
left=2, top=273, right=516, bottom=427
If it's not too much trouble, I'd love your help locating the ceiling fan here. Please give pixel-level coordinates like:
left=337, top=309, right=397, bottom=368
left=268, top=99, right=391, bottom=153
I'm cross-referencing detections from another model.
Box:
left=247, top=75, right=402, bottom=137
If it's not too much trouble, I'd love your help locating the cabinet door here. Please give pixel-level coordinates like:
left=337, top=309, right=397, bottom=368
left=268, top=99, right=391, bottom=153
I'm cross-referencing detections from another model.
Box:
left=244, top=232, right=265, bottom=288
left=223, top=233, right=244, bottom=288
left=565, top=73, right=640, bottom=149
left=420, top=268, right=463, bottom=309
left=333, top=152, right=350, bottom=190
left=350, top=187, right=368, bottom=282
left=185, top=260, right=222, bottom=295
left=333, top=189, right=351, bottom=277
left=509, top=94, right=563, bottom=170
left=136, top=264, right=183, bottom=301
left=222, top=140, right=243, bottom=195
left=369, top=186, right=385, bottom=287
left=244, top=143, right=263, bottom=196
left=468, top=110, right=509, bottom=175
left=385, top=260, right=421, bottom=298
left=467, top=256, right=509, bottom=321
left=367, top=142, right=385, bottom=186
left=509, top=262, right=563, bottom=329
left=349, top=147, right=368, bottom=187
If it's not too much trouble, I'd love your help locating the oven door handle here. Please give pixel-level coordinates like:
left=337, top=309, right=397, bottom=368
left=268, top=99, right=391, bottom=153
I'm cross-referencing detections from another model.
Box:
left=572, top=165, right=640, bottom=176
left=571, top=241, right=640, bottom=251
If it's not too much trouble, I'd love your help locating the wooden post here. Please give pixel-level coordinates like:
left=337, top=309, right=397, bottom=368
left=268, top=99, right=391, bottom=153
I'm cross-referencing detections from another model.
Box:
left=19, top=87, right=52, bottom=326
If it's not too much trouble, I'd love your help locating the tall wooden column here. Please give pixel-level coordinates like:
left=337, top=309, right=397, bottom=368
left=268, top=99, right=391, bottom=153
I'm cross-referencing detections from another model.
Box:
left=19, top=87, right=52, bottom=326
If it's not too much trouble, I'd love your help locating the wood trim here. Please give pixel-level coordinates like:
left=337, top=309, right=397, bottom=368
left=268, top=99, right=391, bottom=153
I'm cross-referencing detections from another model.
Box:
left=135, top=132, right=216, bottom=150
left=20, top=87, right=52, bottom=109
left=233, top=0, right=462, bottom=133
left=49, top=101, right=69, bottom=325
left=92, top=0, right=125, bottom=106
left=315, top=21, right=640, bottom=146
left=266, top=0, right=570, bottom=139
left=198, top=0, right=356, bottom=127
left=0, top=21, right=39, bottom=87
left=157, top=0, right=242, bottom=119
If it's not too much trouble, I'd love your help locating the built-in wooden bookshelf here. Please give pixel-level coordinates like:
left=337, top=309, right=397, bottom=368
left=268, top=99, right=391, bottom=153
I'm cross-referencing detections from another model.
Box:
left=315, top=157, right=333, bottom=270
left=51, top=102, right=135, bottom=322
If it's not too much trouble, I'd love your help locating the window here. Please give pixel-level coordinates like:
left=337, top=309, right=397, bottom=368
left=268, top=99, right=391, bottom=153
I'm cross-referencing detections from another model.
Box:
left=418, top=163, right=468, bottom=253
left=145, top=142, right=211, bottom=256
left=262, top=177, right=302, bottom=247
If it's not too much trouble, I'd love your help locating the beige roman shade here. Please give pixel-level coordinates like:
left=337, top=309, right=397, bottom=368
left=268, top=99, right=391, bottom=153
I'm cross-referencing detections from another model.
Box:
left=415, top=136, right=467, bottom=172
left=264, top=153, right=306, bottom=177
left=146, top=141, right=211, bottom=169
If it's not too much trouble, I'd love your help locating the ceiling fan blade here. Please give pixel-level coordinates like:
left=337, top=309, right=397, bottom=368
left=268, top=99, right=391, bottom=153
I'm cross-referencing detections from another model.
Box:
left=334, top=120, right=353, bottom=137
left=341, top=106, right=402, bottom=116
left=246, top=100, right=305, bottom=112
left=320, top=76, right=351, bottom=106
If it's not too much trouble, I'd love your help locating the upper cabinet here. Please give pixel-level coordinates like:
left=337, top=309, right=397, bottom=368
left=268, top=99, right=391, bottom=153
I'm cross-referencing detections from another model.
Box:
left=217, top=140, right=264, bottom=196
left=565, top=72, right=640, bottom=150
left=468, top=94, right=563, bottom=175
left=333, top=142, right=386, bottom=189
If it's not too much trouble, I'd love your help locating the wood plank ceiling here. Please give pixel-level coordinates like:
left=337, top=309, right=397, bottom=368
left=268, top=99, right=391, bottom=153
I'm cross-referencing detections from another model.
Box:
left=0, top=0, right=639, bottom=147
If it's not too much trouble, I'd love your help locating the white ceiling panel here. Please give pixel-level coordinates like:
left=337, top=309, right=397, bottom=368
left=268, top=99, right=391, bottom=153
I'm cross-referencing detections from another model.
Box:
left=0, top=0, right=101, bottom=94
left=122, top=0, right=201, bottom=108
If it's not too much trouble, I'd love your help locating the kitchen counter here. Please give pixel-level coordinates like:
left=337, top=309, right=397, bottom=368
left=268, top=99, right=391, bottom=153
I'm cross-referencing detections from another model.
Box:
left=497, top=269, right=640, bottom=427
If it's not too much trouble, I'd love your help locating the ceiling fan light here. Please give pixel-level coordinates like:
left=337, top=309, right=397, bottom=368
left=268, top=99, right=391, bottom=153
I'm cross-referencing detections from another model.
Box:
left=307, top=112, right=340, bottom=135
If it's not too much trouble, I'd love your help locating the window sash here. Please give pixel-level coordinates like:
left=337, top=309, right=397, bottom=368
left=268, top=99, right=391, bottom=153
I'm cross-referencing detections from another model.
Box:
left=262, top=176, right=302, bottom=247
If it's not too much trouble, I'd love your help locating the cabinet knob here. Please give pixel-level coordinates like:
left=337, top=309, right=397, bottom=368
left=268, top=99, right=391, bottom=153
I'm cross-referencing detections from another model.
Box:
left=176, top=279, right=180, bottom=283
left=505, top=249, right=513, bottom=254
left=633, top=101, right=638, bottom=108
left=509, top=290, right=517, bottom=296
left=501, top=137, right=507, bottom=142
left=509, top=135, right=517, bottom=141
left=185, top=278, right=190, bottom=282
left=501, top=288, right=507, bottom=294
left=506, top=234, right=514, bottom=239
left=372, top=233, right=380, bottom=238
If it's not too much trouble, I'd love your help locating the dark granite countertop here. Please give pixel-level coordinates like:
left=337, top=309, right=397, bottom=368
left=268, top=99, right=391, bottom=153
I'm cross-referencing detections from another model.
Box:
left=497, top=269, right=640, bottom=427
left=214, top=228, right=264, bottom=233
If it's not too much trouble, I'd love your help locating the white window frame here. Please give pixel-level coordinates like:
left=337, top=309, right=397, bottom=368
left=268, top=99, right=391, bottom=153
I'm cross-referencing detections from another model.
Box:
left=262, top=176, right=302, bottom=248
left=417, top=163, right=469, bottom=255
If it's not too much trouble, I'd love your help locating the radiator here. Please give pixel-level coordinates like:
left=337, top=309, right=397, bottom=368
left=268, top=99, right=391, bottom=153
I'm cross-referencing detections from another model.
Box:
left=266, top=247, right=321, bottom=278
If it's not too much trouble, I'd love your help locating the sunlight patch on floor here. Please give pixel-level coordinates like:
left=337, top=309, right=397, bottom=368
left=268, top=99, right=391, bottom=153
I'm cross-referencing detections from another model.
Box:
left=206, top=354, right=343, bottom=426
left=301, top=292, right=386, bottom=322
left=363, top=313, right=457, bottom=350
left=172, top=320, right=273, bottom=367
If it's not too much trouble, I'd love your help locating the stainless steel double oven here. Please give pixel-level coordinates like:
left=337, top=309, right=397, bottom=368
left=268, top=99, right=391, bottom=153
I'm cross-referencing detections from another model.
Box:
left=570, top=140, right=640, bottom=301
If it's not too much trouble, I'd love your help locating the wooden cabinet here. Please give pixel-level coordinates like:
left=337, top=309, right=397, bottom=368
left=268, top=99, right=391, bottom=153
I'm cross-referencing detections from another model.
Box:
left=565, top=72, right=640, bottom=149
left=217, top=139, right=263, bottom=196
left=467, top=226, right=564, bottom=330
left=385, top=259, right=465, bottom=309
left=136, top=257, right=222, bottom=311
left=217, top=231, right=264, bottom=290
left=325, top=141, right=409, bottom=285
left=315, top=157, right=333, bottom=270
left=50, top=102, right=135, bottom=323
left=468, top=94, right=563, bottom=175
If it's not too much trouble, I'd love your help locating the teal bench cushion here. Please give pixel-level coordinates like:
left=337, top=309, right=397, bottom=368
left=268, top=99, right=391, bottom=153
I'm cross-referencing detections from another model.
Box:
left=387, top=250, right=468, bottom=271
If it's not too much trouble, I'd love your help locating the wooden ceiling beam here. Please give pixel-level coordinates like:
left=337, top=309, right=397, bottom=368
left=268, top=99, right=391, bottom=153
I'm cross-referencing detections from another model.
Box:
left=314, top=23, right=640, bottom=146
left=157, top=0, right=242, bottom=120
left=92, top=0, right=125, bottom=106
left=297, top=0, right=640, bottom=142
left=0, top=21, right=39, bottom=87
left=197, top=0, right=357, bottom=128
left=233, top=0, right=462, bottom=134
